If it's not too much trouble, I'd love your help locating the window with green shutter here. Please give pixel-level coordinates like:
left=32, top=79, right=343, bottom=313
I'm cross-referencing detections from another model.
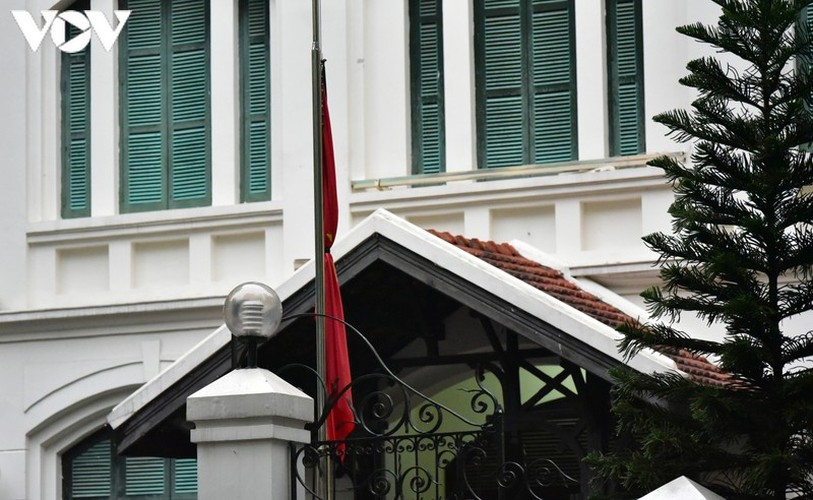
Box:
left=69, top=437, right=112, bottom=497
left=120, top=0, right=211, bottom=213
left=474, top=0, right=577, bottom=169
left=607, top=0, right=644, bottom=156
left=61, top=0, right=91, bottom=219
left=239, top=0, right=271, bottom=202
left=63, top=429, right=197, bottom=499
left=409, top=0, right=445, bottom=175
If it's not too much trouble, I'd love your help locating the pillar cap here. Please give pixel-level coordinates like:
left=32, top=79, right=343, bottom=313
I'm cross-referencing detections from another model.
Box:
left=187, top=368, right=313, bottom=423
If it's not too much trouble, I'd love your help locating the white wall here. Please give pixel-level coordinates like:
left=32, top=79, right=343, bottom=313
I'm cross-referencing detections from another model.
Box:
left=0, top=0, right=31, bottom=314
left=0, top=306, right=222, bottom=499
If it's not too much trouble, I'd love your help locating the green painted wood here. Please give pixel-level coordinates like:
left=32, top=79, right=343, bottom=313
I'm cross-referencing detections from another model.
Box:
left=173, top=459, right=198, bottom=494
left=121, top=0, right=210, bottom=212
left=410, top=0, right=445, bottom=174
left=125, top=457, right=166, bottom=495
left=531, top=5, right=575, bottom=163
left=169, top=0, right=210, bottom=208
left=476, top=0, right=575, bottom=169
left=71, top=439, right=111, bottom=497
left=61, top=18, right=91, bottom=219
left=240, top=0, right=271, bottom=201
left=64, top=429, right=198, bottom=499
left=608, top=0, right=644, bottom=156
left=486, top=96, right=524, bottom=167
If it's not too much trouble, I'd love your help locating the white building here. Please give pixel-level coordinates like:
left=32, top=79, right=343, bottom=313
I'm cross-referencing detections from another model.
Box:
left=0, top=1, right=724, bottom=498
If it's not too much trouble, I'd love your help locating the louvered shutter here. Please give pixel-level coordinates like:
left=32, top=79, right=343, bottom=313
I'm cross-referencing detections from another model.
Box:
left=122, top=0, right=167, bottom=212
left=478, top=0, right=575, bottom=169
left=124, top=457, right=167, bottom=495
left=240, top=0, right=271, bottom=201
left=531, top=1, right=576, bottom=163
left=170, top=0, right=210, bottom=207
left=121, top=0, right=210, bottom=212
left=410, top=0, right=445, bottom=174
left=70, top=439, right=111, bottom=498
left=62, top=19, right=91, bottom=219
left=482, top=0, right=524, bottom=168
left=608, top=0, right=644, bottom=156
left=173, top=458, right=198, bottom=494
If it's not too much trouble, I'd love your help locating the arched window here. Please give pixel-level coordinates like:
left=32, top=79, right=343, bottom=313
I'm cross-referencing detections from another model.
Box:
left=62, top=428, right=197, bottom=499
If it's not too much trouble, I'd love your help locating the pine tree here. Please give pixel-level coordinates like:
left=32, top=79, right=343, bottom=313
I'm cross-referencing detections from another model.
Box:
left=588, top=1, right=813, bottom=498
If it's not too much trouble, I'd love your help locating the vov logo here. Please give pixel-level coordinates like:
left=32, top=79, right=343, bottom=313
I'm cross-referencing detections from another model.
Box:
left=12, top=10, right=131, bottom=53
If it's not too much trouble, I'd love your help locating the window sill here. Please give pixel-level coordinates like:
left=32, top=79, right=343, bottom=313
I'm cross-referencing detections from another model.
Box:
left=350, top=152, right=682, bottom=191
left=27, top=201, right=284, bottom=246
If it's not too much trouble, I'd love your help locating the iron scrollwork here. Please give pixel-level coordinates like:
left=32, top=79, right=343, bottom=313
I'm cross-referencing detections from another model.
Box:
left=282, top=313, right=578, bottom=499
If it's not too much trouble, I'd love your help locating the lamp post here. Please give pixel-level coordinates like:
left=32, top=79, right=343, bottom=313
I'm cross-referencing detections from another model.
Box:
left=189, top=282, right=311, bottom=500
left=223, top=281, right=283, bottom=368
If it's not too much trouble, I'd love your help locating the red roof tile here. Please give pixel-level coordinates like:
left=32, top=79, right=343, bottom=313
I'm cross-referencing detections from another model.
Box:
left=429, top=230, right=734, bottom=387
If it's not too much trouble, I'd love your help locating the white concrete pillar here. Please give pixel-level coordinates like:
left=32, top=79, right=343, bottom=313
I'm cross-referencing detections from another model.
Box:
left=575, top=0, right=608, bottom=161
left=443, top=0, right=477, bottom=172
left=210, top=0, right=239, bottom=207
left=187, top=368, right=313, bottom=500
left=90, top=0, right=120, bottom=217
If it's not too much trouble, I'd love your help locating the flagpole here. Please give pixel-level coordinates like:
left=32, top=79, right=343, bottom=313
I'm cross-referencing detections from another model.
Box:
left=311, top=0, right=332, bottom=498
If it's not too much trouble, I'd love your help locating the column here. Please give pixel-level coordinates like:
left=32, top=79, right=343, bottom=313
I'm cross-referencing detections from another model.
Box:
left=187, top=368, right=313, bottom=500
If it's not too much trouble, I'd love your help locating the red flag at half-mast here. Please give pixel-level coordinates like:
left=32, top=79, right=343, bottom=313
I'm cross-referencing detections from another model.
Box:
left=321, top=67, right=355, bottom=450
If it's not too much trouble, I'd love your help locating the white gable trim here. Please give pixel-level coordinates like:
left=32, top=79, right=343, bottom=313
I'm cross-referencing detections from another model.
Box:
left=109, top=209, right=677, bottom=429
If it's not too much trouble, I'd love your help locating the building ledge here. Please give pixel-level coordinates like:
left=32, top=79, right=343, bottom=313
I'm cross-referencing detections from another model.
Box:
left=27, top=201, right=284, bottom=246
left=349, top=160, right=678, bottom=216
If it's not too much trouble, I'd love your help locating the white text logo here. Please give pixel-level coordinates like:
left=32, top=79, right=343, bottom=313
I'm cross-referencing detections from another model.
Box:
left=12, top=10, right=131, bottom=53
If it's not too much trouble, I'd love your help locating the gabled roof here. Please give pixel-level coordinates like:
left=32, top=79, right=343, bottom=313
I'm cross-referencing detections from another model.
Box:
left=108, top=209, right=695, bottom=450
left=430, top=231, right=630, bottom=328
left=429, top=230, right=732, bottom=387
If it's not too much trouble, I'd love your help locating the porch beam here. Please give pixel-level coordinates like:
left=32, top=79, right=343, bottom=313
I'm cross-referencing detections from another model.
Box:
left=389, top=349, right=556, bottom=368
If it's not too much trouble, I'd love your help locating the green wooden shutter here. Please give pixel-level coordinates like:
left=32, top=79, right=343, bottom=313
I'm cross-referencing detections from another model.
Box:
left=476, top=0, right=575, bottom=169
left=608, top=0, right=644, bottom=156
left=125, top=457, right=167, bottom=495
left=121, top=0, right=210, bottom=212
left=409, top=0, right=445, bottom=174
left=64, top=429, right=199, bottom=499
left=61, top=17, right=91, bottom=219
left=173, top=458, right=198, bottom=494
left=169, top=0, right=210, bottom=208
left=531, top=1, right=576, bottom=163
left=70, top=439, right=111, bottom=498
left=481, top=0, right=524, bottom=168
left=122, top=0, right=167, bottom=212
left=240, top=0, right=271, bottom=201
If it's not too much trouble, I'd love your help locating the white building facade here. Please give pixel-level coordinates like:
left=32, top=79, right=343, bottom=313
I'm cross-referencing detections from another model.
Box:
left=0, top=0, right=723, bottom=498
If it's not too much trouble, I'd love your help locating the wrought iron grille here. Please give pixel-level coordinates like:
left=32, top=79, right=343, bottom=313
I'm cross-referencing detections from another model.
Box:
left=282, top=315, right=581, bottom=500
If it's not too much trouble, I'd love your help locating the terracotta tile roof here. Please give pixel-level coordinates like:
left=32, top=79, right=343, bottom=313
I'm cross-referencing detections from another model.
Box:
left=429, top=230, right=734, bottom=387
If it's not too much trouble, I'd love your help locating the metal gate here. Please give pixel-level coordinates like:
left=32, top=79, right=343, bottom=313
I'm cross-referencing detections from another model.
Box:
left=285, top=349, right=583, bottom=499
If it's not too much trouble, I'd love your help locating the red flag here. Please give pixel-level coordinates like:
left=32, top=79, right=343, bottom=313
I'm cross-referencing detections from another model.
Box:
left=321, top=68, right=355, bottom=451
